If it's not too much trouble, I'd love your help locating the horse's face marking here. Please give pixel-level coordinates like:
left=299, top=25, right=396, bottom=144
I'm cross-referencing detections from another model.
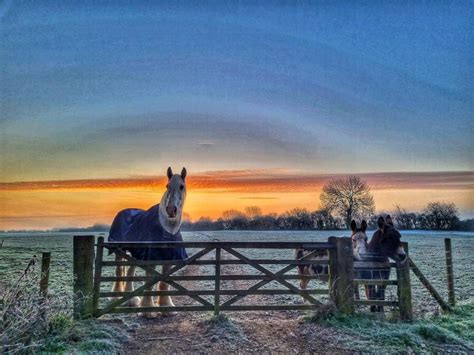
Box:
left=351, top=220, right=368, bottom=260
left=163, top=167, right=187, bottom=221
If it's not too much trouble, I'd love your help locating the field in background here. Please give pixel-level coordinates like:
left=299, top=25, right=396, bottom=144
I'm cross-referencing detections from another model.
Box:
left=0, top=230, right=473, bottom=316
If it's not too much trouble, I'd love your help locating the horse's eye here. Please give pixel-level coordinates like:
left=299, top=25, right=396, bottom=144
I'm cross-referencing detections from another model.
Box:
left=180, top=185, right=184, bottom=190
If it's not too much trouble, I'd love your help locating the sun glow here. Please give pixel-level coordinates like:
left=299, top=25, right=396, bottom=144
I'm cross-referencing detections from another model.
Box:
left=1, top=170, right=472, bottom=230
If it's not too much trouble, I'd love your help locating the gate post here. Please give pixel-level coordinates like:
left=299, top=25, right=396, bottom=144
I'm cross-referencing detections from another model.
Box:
left=92, top=236, right=105, bottom=317
left=444, top=238, right=455, bottom=307
left=40, top=252, right=51, bottom=297
left=214, top=247, right=221, bottom=316
left=328, top=237, right=354, bottom=314
left=397, top=242, right=412, bottom=321
left=73, top=235, right=95, bottom=319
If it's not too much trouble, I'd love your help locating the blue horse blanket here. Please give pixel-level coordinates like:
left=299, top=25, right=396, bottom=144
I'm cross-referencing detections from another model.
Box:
left=108, top=204, right=188, bottom=261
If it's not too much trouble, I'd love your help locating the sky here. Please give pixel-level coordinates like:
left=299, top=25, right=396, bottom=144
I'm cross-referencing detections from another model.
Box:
left=1, top=1, right=473, bottom=230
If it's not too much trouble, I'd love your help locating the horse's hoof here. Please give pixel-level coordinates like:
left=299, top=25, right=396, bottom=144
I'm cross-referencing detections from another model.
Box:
left=125, top=297, right=141, bottom=307
left=140, top=312, right=157, bottom=319
left=160, top=311, right=177, bottom=317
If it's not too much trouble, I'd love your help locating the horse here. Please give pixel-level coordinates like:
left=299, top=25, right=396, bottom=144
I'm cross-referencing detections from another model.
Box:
left=362, top=215, right=407, bottom=312
left=108, top=167, right=187, bottom=317
left=296, top=220, right=369, bottom=297
left=296, top=217, right=407, bottom=312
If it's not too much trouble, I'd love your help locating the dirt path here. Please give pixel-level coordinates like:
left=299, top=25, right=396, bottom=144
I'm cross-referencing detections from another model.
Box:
left=121, top=251, right=358, bottom=354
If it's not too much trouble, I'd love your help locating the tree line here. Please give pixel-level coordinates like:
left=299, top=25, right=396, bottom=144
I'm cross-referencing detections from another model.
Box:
left=182, top=176, right=473, bottom=231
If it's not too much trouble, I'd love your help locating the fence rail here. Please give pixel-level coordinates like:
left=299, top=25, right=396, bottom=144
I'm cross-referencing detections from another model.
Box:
left=73, top=236, right=415, bottom=320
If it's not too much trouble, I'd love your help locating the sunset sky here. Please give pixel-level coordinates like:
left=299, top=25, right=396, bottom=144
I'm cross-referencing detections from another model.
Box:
left=1, top=2, right=473, bottom=230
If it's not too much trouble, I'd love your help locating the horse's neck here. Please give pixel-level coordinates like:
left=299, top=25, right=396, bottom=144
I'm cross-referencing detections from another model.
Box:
left=158, top=204, right=181, bottom=235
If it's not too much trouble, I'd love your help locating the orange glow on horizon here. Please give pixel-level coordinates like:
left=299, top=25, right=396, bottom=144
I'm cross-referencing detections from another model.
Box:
left=1, top=170, right=472, bottom=230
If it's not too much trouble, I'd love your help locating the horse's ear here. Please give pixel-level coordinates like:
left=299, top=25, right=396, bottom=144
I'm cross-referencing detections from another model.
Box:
left=385, top=215, right=394, bottom=226
left=350, top=220, right=357, bottom=232
left=167, top=167, right=173, bottom=180
left=377, top=216, right=385, bottom=230
left=181, top=167, right=187, bottom=181
left=361, top=220, right=367, bottom=232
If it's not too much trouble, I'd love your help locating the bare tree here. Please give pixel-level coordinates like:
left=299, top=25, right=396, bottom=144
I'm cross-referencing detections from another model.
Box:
left=320, top=175, right=375, bottom=228
left=422, top=201, right=459, bottom=230
left=244, top=206, right=263, bottom=220
left=393, top=205, right=417, bottom=230
left=222, top=209, right=246, bottom=221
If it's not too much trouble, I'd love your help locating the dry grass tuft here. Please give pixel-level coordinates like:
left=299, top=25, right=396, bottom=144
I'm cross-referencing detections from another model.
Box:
left=1, top=255, right=71, bottom=354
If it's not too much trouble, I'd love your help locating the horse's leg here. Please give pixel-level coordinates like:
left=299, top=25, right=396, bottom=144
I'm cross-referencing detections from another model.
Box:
left=354, top=270, right=360, bottom=300
left=110, top=254, right=125, bottom=298
left=354, top=285, right=360, bottom=300
left=377, top=268, right=390, bottom=313
left=367, top=270, right=378, bottom=312
left=123, top=264, right=140, bottom=307
left=140, top=267, right=157, bottom=318
left=298, top=266, right=310, bottom=303
left=371, top=269, right=385, bottom=313
left=158, top=264, right=177, bottom=316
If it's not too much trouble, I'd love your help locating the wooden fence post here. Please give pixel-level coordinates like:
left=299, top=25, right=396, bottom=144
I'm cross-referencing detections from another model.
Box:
left=92, top=236, right=105, bottom=316
left=73, top=235, right=95, bottom=319
left=328, top=237, right=338, bottom=305
left=40, top=252, right=51, bottom=297
left=214, top=247, right=221, bottom=316
left=328, top=237, right=354, bottom=314
left=397, top=242, right=412, bottom=321
left=444, top=238, right=455, bottom=307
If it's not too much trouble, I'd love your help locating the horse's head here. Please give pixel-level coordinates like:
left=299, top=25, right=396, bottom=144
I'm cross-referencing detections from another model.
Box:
left=351, top=220, right=368, bottom=260
left=372, top=215, right=407, bottom=263
left=160, top=167, right=187, bottom=226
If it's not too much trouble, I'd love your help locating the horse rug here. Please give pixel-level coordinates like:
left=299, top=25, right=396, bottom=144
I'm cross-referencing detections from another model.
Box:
left=108, top=203, right=188, bottom=261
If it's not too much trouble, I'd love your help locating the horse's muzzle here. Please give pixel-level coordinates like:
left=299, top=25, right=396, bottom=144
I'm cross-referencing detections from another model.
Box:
left=396, top=253, right=407, bottom=264
left=166, top=206, right=178, bottom=218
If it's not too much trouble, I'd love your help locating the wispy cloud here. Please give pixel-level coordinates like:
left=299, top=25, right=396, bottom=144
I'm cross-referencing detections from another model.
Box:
left=1, top=170, right=472, bottom=192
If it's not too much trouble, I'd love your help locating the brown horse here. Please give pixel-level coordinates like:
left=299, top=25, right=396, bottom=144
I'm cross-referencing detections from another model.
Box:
left=296, top=217, right=406, bottom=312
left=362, top=215, right=406, bottom=312
left=296, top=220, right=369, bottom=294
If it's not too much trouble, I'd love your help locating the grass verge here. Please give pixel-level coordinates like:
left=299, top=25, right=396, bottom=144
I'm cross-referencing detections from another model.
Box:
left=309, top=302, right=474, bottom=353
left=1, top=256, right=128, bottom=354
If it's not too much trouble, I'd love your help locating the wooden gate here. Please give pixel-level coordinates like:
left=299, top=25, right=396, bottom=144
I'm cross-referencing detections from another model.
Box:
left=72, top=235, right=413, bottom=320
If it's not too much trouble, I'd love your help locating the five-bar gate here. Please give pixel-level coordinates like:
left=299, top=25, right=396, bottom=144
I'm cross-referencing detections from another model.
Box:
left=72, top=236, right=413, bottom=320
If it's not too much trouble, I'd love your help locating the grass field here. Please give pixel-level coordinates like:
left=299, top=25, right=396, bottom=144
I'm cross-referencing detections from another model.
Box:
left=1, top=230, right=473, bottom=353
left=1, top=230, right=472, bottom=311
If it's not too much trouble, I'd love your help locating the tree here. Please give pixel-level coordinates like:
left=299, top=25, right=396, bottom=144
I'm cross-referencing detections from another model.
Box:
left=422, top=201, right=459, bottom=230
left=244, top=206, right=263, bottom=220
left=393, top=205, right=417, bottom=230
left=311, top=209, right=338, bottom=230
left=320, top=176, right=375, bottom=228
left=221, top=209, right=248, bottom=230
left=283, top=208, right=313, bottom=230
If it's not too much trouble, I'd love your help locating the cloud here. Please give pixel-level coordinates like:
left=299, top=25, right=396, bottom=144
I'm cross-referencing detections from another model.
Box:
left=1, top=170, right=472, bottom=193
left=197, top=141, right=215, bottom=147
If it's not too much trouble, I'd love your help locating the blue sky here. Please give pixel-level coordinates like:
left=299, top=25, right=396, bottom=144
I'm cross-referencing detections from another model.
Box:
left=1, top=1, right=473, bottom=182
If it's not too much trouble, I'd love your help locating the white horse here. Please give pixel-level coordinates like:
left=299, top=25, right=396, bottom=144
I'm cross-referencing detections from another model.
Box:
left=109, top=167, right=187, bottom=317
